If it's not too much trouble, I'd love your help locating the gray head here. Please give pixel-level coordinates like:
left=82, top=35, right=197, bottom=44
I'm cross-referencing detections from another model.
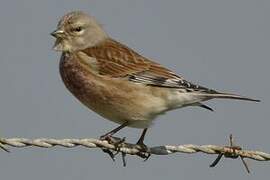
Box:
left=51, top=11, right=108, bottom=52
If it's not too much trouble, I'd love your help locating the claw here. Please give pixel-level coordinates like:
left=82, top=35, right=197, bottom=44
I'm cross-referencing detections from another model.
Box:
left=121, top=152, right=127, bottom=167
left=102, top=148, right=115, bottom=161
left=143, top=153, right=151, bottom=161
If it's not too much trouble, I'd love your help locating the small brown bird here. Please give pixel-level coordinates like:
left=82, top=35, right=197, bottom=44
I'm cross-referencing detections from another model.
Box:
left=51, top=11, right=259, bottom=145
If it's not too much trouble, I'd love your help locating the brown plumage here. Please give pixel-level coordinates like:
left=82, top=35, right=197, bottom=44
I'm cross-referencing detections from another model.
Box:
left=82, top=38, right=177, bottom=79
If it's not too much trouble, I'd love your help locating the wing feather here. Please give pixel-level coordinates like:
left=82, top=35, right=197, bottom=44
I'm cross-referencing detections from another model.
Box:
left=82, top=39, right=213, bottom=93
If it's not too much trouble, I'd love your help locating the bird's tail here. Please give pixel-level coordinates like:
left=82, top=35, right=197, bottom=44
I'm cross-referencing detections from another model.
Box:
left=201, top=92, right=260, bottom=102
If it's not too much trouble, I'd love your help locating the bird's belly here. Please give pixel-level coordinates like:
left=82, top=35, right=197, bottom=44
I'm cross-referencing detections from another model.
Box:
left=59, top=59, right=168, bottom=128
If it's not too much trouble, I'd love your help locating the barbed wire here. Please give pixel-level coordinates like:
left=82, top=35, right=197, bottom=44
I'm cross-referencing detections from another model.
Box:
left=0, top=135, right=269, bottom=172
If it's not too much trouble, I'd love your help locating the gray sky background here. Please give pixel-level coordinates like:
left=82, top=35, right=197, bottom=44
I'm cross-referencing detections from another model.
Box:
left=0, top=0, right=269, bottom=179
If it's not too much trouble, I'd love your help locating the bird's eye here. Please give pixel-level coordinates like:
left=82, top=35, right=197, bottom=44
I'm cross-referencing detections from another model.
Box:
left=73, top=26, right=83, bottom=32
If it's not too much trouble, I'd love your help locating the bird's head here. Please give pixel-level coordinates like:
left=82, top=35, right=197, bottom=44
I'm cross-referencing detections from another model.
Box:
left=51, top=11, right=108, bottom=52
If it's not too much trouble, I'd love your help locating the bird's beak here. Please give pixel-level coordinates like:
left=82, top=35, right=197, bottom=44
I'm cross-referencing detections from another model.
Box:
left=50, top=29, right=65, bottom=38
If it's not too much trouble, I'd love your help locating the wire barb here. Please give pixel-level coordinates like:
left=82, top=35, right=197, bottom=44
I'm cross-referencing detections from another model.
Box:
left=209, top=134, right=251, bottom=173
left=0, top=136, right=269, bottom=171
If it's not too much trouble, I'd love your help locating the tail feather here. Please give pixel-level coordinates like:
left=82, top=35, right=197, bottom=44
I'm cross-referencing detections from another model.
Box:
left=198, top=103, right=214, bottom=111
left=201, top=92, right=260, bottom=102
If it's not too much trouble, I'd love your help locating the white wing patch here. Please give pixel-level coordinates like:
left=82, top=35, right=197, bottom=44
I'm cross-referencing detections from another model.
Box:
left=128, top=73, right=216, bottom=93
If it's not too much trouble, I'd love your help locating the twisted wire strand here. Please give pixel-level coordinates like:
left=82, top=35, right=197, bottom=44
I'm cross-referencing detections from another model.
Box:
left=0, top=137, right=269, bottom=162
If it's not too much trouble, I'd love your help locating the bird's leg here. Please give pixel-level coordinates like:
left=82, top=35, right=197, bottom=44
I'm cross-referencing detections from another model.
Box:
left=136, top=128, right=148, bottom=146
left=136, top=128, right=151, bottom=161
left=100, top=121, right=129, bottom=141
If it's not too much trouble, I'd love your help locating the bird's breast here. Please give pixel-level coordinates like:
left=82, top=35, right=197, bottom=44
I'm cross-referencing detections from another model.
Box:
left=59, top=53, right=168, bottom=128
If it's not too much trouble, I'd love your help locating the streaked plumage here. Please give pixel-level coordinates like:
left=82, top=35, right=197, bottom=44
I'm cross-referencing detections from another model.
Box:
left=51, top=11, right=259, bottom=141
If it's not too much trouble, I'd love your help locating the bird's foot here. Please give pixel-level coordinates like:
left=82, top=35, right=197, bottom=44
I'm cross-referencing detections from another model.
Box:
left=136, top=141, right=151, bottom=161
left=100, top=133, right=113, bottom=142
left=100, top=134, right=125, bottom=147
left=100, top=135, right=127, bottom=163
left=136, top=140, right=148, bottom=151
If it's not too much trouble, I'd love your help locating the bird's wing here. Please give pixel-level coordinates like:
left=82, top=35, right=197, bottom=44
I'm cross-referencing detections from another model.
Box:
left=82, top=39, right=213, bottom=92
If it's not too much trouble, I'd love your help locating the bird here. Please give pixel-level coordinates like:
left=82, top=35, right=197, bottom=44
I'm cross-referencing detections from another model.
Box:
left=51, top=11, right=259, bottom=146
